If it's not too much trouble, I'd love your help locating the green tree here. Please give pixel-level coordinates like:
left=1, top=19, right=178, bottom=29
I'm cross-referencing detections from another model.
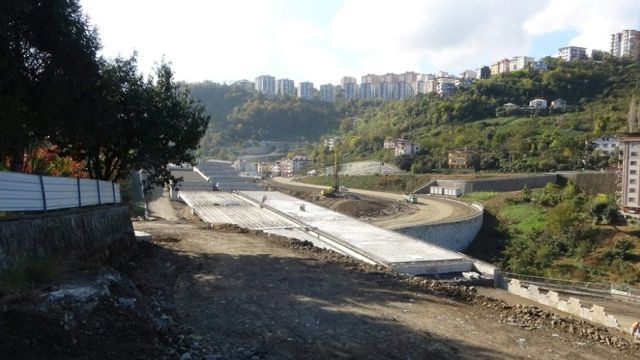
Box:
left=0, top=0, right=100, bottom=171
left=61, top=56, right=209, bottom=188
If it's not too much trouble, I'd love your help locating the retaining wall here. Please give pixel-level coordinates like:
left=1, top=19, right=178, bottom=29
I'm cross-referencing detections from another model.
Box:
left=397, top=202, right=484, bottom=252
left=557, top=172, right=618, bottom=195
left=507, top=279, right=622, bottom=332
left=431, top=174, right=558, bottom=194
left=0, top=205, right=135, bottom=270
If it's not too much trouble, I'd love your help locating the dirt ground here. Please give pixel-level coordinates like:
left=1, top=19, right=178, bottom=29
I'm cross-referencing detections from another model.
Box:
left=133, top=216, right=639, bottom=359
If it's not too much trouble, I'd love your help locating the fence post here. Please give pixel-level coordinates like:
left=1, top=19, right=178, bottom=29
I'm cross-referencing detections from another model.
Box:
left=96, top=179, right=101, bottom=204
left=112, top=182, right=116, bottom=203
left=77, top=177, right=82, bottom=207
left=39, top=175, right=47, bottom=212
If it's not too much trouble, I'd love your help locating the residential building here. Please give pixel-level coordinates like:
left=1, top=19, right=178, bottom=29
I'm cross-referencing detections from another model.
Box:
left=291, top=155, right=310, bottom=173
left=498, top=58, right=511, bottom=74
left=476, top=66, right=491, bottom=79
left=531, top=59, right=548, bottom=71
left=276, top=78, right=295, bottom=97
left=589, top=137, right=619, bottom=155
left=233, top=79, right=255, bottom=91
left=324, top=137, right=339, bottom=150
left=490, top=63, right=500, bottom=76
left=379, top=81, right=395, bottom=100
left=619, top=134, right=640, bottom=216
left=384, top=139, right=420, bottom=157
left=448, top=149, right=478, bottom=169
left=436, top=77, right=456, bottom=97
left=319, top=84, right=335, bottom=102
left=459, top=70, right=476, bottom=80
left=396, top=81, right=413, bottom=100
left=359, top=82, right=376, bottom=100
left=611, top=29, right=640, bottom=59
left=529, top=98, right=548, bottom=109
left=255, top=75, right=276, bottom=96
left=510, top=56, right=534, bottom=71
left=341, top=77, right=359, bottom=101
left=298, top=81, right=314, bottom=100
left=558, top=46, right=587, bottom=61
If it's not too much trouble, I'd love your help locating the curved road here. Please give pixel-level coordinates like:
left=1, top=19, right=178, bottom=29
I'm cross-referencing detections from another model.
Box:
left=270, top=177, right=479, bottom=230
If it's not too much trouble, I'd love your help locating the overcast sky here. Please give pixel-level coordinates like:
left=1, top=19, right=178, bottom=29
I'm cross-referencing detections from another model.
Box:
left=80, top=0, right=640, bottom=85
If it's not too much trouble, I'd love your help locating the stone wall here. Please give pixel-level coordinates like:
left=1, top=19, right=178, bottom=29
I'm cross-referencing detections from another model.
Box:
left=507, top=279, right=622, bottom=332
left=557, top=172, right=618, bottom=195
left=430, top=174, right=558, bottom=194
left=397, top=202, right=484, bottom=252
left=0, top=205, right=135, bottom=270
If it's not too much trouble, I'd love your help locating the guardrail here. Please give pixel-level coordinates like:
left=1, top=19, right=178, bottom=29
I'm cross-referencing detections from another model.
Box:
left=0, top=171, right=120, bottom=212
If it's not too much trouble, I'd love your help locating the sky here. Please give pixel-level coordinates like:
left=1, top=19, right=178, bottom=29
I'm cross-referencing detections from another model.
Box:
left=80, top=0, right=640, bottom=85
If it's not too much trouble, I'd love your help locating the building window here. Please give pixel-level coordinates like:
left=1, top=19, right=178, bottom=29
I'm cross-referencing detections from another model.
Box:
left=632, top=161, right=637, bottom=166
left=632, top=179, right=638, bottom=184
left=631, top=188, right=637, bottom=193
left=632, top=152, right=638, bottom=157
left=632, top=170, right=638, bottom=175
left=630, top=197, right=636, bottom=203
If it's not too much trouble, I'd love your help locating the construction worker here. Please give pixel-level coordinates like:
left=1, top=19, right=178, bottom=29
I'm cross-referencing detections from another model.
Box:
left=632, top=321, right=640, bottom=339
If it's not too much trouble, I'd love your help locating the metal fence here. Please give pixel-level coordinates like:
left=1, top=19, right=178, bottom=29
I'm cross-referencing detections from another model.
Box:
left=0, top=171, right=121, bottom=211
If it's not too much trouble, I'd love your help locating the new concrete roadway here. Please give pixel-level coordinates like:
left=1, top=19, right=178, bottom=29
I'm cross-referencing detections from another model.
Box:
left=269, top=177, right=479, bottom=231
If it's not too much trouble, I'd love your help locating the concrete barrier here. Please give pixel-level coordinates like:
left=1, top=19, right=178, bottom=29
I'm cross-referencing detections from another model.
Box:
left=0, top=205, right=135, bottom=270
left=507, top=279, right=622, bottom=332
left=396, top=202, right=484, bottom=252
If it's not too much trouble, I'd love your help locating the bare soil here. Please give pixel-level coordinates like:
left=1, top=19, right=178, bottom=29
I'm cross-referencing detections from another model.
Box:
left=131, top=217, right=639, bottom=359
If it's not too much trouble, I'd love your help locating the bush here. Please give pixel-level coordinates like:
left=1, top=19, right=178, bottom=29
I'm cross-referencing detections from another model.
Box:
left=600, top=238, right=635, bottom=264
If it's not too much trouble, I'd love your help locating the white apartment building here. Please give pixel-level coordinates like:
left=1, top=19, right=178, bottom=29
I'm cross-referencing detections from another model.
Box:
left=558, top=46, right=587, bottom=61
left=276, top=78, right=295, bottom=97
left=255, top=75, right=276, bottom=96
left=324, top=137, right=339, bottom=150
left=589, top=137, right=619, bottom=155
left=298, top=81, right=314, bottom=100
left=619, top=134, right=640, bottom=216
left=319, top=84, right=335, bottom=103
left=341, top=77, right=358, bottom=101
left=510, top=56, right=534, bottom=71
left=611, top=29, right=640, bottom=59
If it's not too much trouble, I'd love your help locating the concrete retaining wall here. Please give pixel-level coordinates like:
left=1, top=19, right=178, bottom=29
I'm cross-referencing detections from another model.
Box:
left=397, top=202, right=483, bottom=252
left=557, top=172, right=618, bottom=195
left=507, top=279, right=621, bottom=331
left=431, top=174, right=558, bottom=194
left=0, top=205, right=135, bottom=270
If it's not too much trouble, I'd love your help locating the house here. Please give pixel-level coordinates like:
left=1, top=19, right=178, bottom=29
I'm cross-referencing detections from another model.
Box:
left=589, top=137, right=619, bottom=155
left=529, top=98, right=548, bottom=109
left=272, top=156, right=310, bottom=177
left=384, top=139, right=420, bottom=156
left=448, top=149, right=478, bottom=169
left=324, top=137, right=339, bottom=150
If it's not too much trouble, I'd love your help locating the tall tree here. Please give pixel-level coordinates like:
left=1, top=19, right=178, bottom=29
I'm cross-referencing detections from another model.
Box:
left=0, top=0, right=100, bottom=171
left=628, top=94, right=639, bottom=133
left=61, top=56, right=209, bottom=188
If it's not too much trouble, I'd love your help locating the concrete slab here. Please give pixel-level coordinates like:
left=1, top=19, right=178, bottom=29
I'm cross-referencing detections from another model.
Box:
left=238, top=191, right=474, bottom=274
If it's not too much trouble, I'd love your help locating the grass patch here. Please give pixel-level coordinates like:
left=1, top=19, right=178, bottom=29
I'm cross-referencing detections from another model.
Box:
left=498, top=203, right=547, bottom=234
left=130, top=200, right=146, bottom=217
left=0, top=258, right=59, bottom=295
left=463, top=191, right=498, bottom=202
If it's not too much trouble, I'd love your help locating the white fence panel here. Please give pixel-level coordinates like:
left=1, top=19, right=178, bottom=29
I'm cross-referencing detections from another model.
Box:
left=0, top=171, right=121, bottom=211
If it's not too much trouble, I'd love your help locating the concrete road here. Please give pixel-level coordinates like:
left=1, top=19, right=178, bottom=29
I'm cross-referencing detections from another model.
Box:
left=270, top=177, right=479, bottom=230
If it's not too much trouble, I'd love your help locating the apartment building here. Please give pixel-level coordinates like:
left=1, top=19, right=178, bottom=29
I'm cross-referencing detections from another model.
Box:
left=619, top=134, right=640, bottom=216
left=255, top=75, right=276, bottom=96
left=297, top=81, right=314, bottom=100
left=319, top=84, right=335, bottom=103
left=611, top=29, right=640, bottom=59
left=558, top=46, right=587, bottom=61
left=341, top=77, right=358, bottom=101
left=276, top=78, right=295, bottom=97
left=510, top=56, right=534, bottom=71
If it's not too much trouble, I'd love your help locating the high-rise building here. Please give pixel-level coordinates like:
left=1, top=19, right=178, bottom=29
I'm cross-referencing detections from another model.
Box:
left=340, top=77, right=358, bottom=101
left=619, top=134, right=640, bottom=217
left=510, top=56, right=534, bottom=71
left=255, top=75, right=275, bottom=96
left=319, top=84, right=335, bottom=103
left=297, top=81, right=314, bottom=100
left=558, top=46, right=587, bottom=61
left=276, top=78, right=295, bottom=97
left=611, top=30, right=640, bottom=59
left=359, top=82, right=376, bottom=100
left=233, top=80, right=255, bottom=91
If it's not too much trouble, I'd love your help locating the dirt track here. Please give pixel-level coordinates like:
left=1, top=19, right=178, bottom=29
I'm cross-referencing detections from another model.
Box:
left=134, top=217, right=637, bottom=359
left=269, top=177, right=477, bottom=230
